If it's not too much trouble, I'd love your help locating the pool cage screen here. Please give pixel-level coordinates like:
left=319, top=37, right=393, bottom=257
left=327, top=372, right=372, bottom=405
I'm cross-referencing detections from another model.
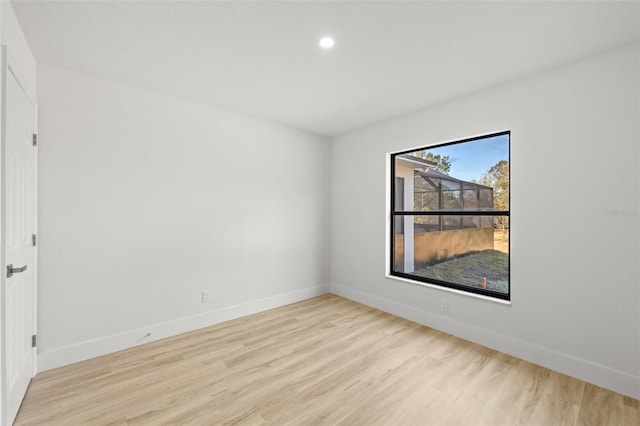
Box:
left=412, top=167, right=494, bottom=232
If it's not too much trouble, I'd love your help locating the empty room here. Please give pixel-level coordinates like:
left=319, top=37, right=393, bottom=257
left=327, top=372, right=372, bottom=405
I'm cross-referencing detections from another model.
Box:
left=1, top=0, right=639, bottom=425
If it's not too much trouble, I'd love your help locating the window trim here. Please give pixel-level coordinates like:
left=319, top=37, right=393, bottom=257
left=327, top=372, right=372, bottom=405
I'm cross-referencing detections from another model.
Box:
left=388, top=131, right=511, bottom=301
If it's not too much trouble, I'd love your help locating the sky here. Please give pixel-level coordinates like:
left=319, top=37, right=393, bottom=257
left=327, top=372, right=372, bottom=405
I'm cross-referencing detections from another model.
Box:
left=425, top=133, right=509, bottom=181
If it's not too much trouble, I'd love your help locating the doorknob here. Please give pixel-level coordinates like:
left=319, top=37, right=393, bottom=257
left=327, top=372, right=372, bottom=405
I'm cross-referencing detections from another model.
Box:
left=6, top=264, right=27, bottom=278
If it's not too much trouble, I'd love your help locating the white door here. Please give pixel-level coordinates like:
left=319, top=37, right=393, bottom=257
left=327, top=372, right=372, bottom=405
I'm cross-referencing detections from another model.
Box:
left=2, top=51, right=37, bottom=426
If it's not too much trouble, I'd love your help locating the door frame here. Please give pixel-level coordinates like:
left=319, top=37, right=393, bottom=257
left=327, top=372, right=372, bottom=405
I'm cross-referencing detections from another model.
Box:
left=0, top=45, right=38, bottom=424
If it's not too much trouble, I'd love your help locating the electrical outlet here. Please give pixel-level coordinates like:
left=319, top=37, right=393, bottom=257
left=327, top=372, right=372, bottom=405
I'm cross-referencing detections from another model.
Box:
left=202, top=290, right=211, bottom=303
left=440, top=299, right=448, bottom=313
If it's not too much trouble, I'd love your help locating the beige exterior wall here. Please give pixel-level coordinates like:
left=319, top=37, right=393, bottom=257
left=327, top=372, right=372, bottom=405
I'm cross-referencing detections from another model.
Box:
left=395, top=228, right=494, bottom=270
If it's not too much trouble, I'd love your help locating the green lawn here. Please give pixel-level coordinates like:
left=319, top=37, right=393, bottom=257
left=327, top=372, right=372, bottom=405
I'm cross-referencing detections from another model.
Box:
left=413, top=250, right=509, bottom=293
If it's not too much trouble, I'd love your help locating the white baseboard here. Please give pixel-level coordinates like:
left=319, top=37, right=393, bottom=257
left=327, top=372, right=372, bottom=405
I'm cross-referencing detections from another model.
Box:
left=330, top=283, right=640, bottom=400
left=38, top=284, right=330, bottom=372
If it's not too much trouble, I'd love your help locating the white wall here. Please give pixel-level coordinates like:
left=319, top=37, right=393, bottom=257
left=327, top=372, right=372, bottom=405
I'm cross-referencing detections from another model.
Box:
left=395, top=164, right=414, bottom=273
left=331, top=43, right=640, bottom=398
left=1, top=1, right=36, bottom=97
left=37, top=65, right=331, bottom=370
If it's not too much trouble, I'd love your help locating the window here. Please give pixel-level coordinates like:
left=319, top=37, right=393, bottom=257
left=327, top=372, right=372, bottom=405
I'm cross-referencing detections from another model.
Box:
left=390, top=131, right=510, bottom=300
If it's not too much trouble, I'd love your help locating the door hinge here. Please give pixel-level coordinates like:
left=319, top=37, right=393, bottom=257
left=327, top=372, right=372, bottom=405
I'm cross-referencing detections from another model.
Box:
left=32, top=334, right=37, bottom=348
left=32, top=133, right=38, bottom=146
left=32, top=234, right=37, bottom=246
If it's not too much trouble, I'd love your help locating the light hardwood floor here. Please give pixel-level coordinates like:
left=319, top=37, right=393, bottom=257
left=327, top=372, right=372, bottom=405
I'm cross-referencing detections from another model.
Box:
left=15, top=294, right=639, bottom=425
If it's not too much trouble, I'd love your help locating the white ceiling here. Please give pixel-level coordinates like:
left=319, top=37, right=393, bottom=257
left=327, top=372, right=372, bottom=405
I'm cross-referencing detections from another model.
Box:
left=11, top=0, right=640, bottom=137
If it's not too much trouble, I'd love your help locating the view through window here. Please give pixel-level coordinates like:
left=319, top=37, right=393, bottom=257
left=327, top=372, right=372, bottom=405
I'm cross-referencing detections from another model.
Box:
left=390, top=132, right=510, bottom=300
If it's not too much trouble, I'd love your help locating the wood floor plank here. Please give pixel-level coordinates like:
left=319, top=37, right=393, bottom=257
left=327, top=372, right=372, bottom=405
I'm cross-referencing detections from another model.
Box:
left=15, top=294, right=638, bottom=425
left=576, top=383, right=640, bottom=426
left=528, top=370, right=584, bottom=426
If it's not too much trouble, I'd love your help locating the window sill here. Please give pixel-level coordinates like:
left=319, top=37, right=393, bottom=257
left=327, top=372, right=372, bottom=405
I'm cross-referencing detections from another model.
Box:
left=385, top=274, right=512, bottom=306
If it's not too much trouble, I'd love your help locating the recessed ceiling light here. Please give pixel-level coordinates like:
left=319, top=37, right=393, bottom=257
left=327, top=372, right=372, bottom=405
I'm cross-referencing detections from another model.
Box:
left=319, top=36, right=335, bottom=49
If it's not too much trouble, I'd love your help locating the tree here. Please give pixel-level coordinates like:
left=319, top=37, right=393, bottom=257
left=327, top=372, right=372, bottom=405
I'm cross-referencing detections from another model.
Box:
left=412, top=151, right=452, bottom=174
left=479, top=160, right=509, bottom=230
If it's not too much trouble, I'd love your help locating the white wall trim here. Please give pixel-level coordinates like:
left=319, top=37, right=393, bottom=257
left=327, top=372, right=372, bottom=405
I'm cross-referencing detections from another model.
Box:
left=330, top=283, right=640, bottom=399
left=38, top=284, right=330, bottom=372
left=385, top=274, right=511, bottom=305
